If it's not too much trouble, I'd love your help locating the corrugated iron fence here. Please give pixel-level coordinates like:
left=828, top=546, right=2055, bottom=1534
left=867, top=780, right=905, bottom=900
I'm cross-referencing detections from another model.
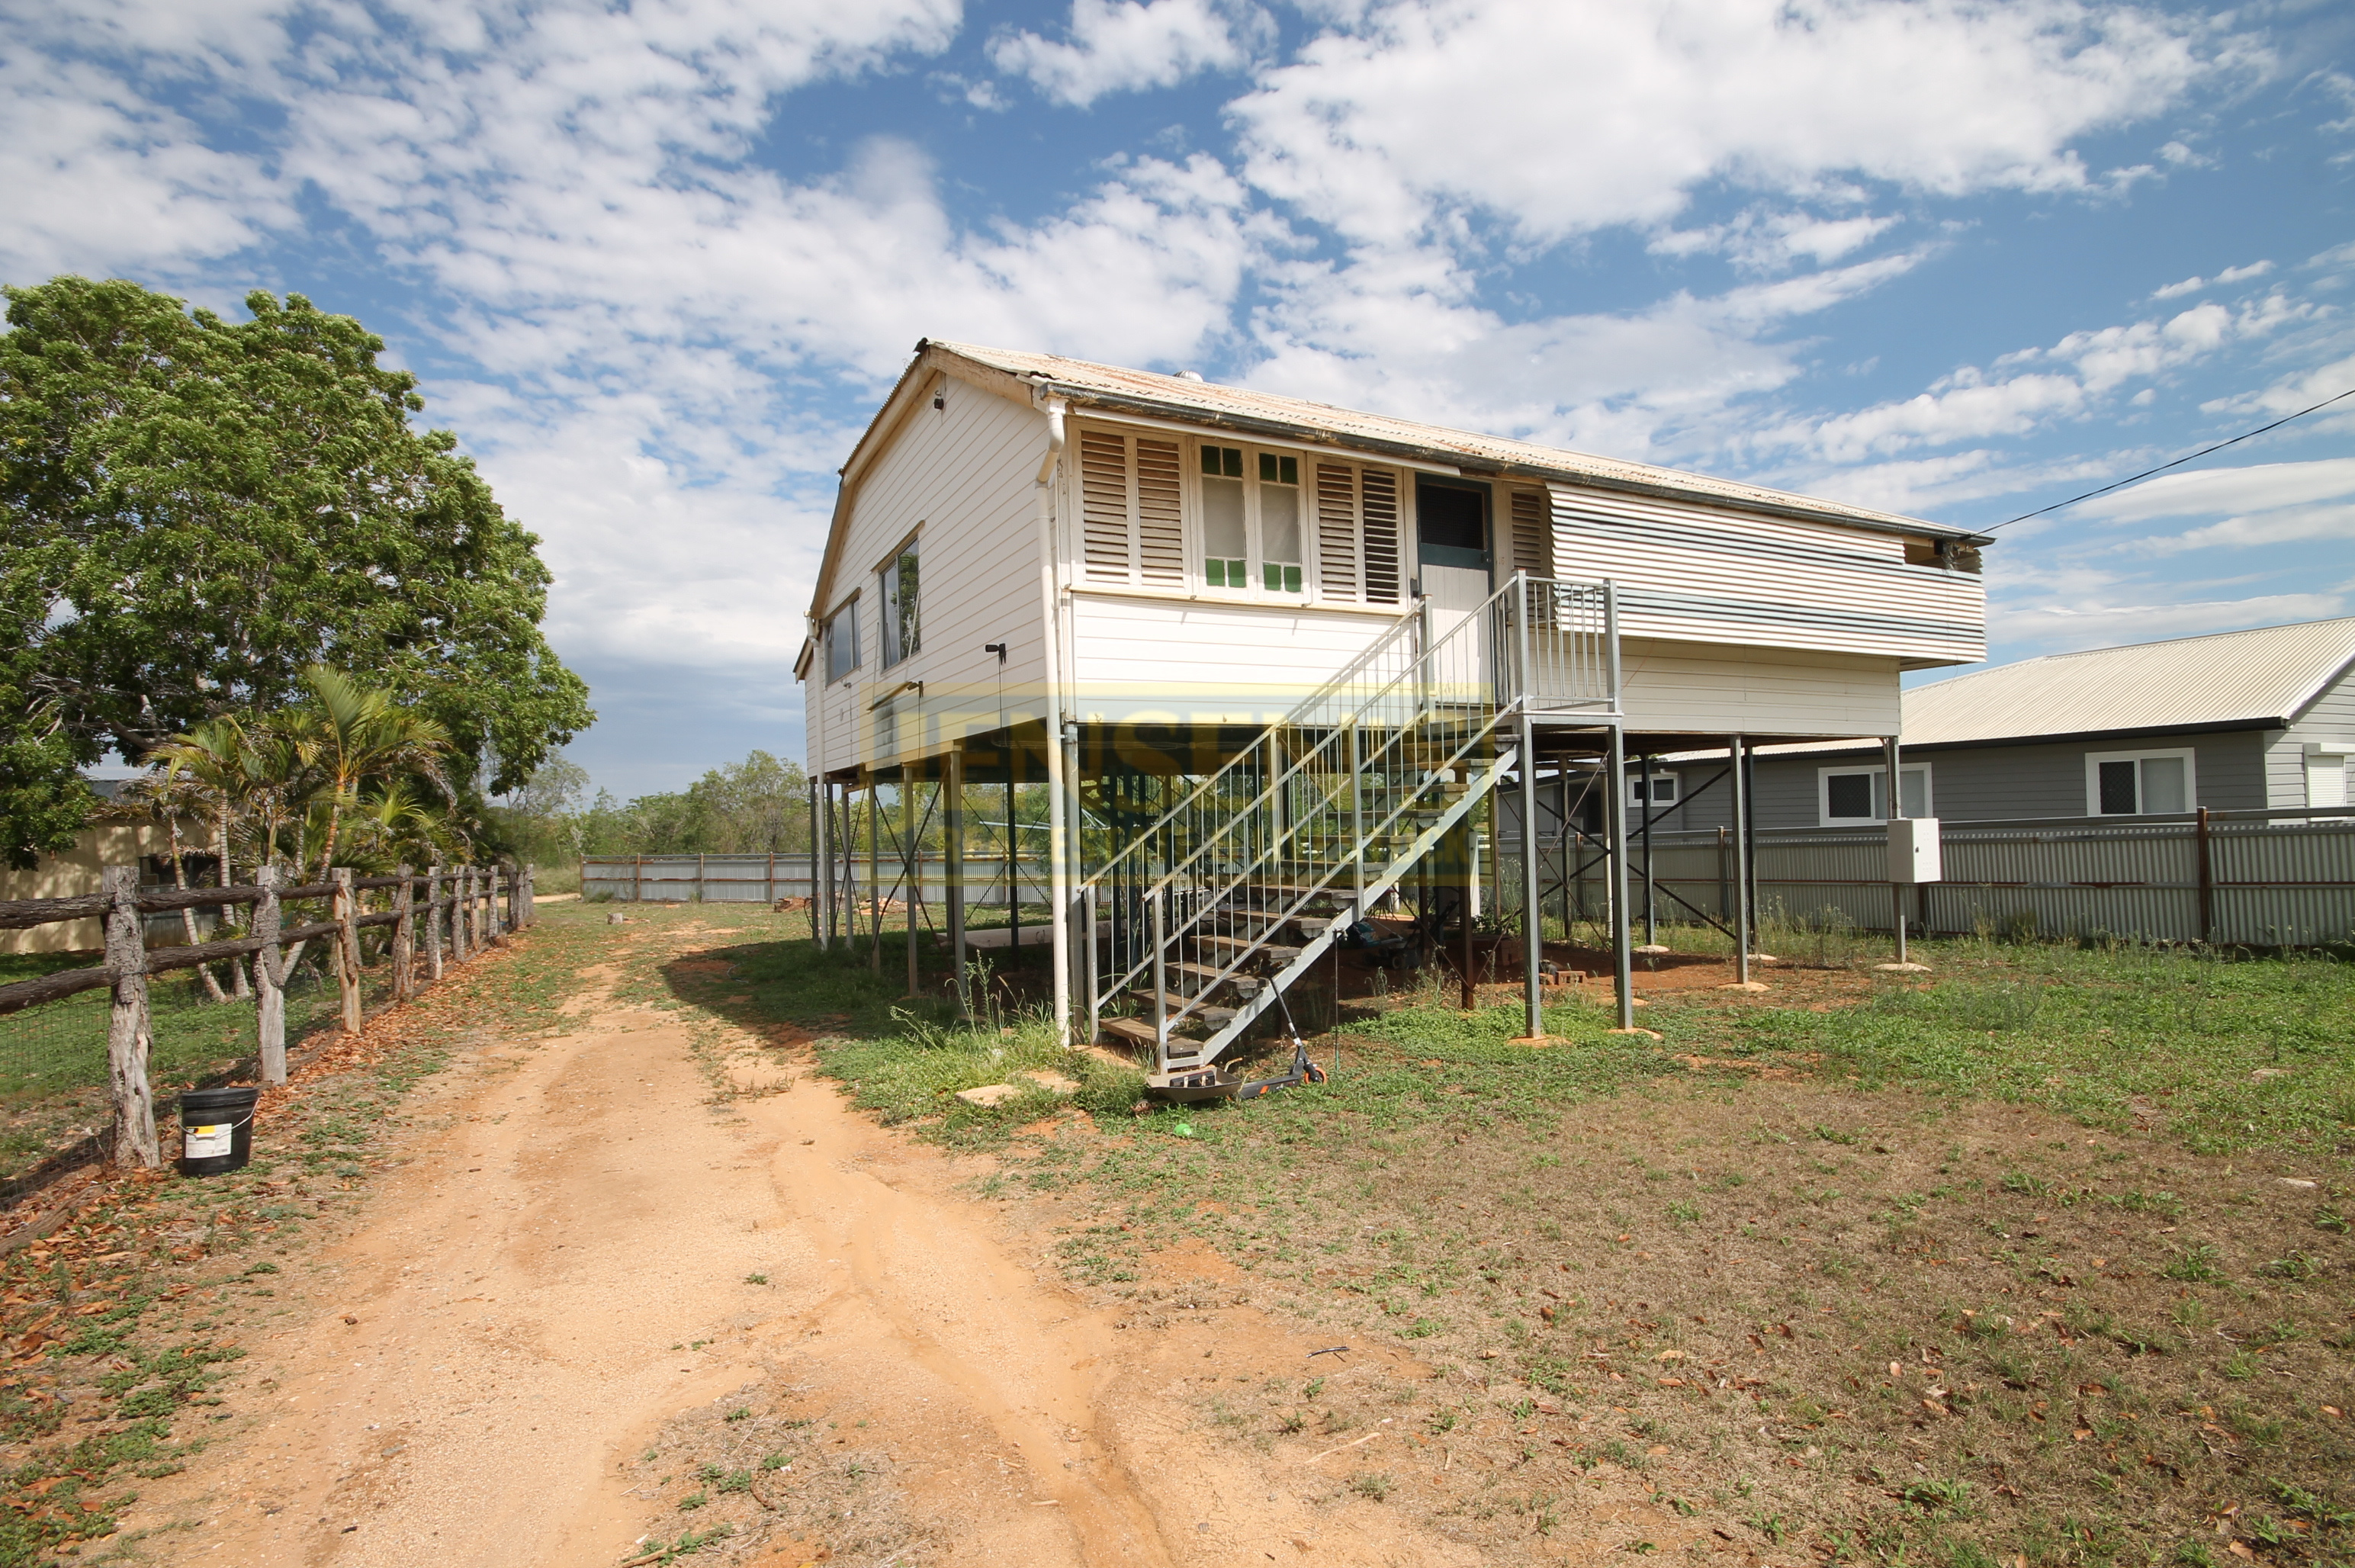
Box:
left=1561, top=806, right=2355, bottom=946
left=581, top=855, right=1039, bottom=907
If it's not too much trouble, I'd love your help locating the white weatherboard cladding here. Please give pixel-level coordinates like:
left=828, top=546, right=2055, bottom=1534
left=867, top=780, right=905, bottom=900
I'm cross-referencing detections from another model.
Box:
left=1618, top=639, right=1902, bottom=738
left=1550, top=487, right=1985, bottom=667
left=809, top=380, right=1049, bottom=776
left=1068, top=593, right=1399, bottom=724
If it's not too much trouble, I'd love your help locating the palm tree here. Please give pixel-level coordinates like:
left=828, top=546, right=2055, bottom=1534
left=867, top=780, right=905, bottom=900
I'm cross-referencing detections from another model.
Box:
left=147, top=714, right=276, bottom=998
left=282, top=666, right=455, bottom=878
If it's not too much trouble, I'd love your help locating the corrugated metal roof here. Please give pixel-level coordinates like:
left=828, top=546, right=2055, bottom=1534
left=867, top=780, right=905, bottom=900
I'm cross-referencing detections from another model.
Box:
left=930, top=339, right=1986, bottom=543
left=1901, top=617, right=2355, bottom=744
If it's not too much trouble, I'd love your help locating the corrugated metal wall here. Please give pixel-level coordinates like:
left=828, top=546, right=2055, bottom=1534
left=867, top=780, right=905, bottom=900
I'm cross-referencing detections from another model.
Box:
left=580, top=855, right=1039, bottom=906
left=1531, top=808, right=2355, bottom=946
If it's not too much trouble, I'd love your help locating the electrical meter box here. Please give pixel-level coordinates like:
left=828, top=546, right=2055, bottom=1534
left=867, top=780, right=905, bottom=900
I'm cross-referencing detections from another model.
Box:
left=1888, top=817, right=1942, bottom=884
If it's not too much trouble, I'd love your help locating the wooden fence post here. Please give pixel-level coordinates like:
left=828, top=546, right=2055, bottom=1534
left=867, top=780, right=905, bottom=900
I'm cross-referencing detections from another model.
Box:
left=520, top=863, right=535, bottom=925
left=255, top=866, right=288, bottom=1085
left=101, top=865, right=160, bottom=1169
left=490, top=864, right=505, bottom=940
left=426, top=863, right=447, bottom=980
left=452, top=866, right=471, bottom=961
left=392, top=863, right=415, bottom=1001
left=333, top=869, right=361, bottom=1032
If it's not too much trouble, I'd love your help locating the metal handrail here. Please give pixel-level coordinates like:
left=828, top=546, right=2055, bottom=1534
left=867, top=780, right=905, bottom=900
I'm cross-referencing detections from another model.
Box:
left=1081, top=574, right=1619, bottom=1064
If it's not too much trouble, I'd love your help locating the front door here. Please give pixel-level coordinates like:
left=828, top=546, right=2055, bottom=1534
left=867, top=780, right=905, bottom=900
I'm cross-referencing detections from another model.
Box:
left=1417, top=476, right=1492, bottom=629
left=1415, top=477, right=1493, bottom=706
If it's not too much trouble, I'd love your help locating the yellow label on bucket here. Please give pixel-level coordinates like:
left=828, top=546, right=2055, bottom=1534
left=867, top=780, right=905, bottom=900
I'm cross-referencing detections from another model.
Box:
left=185, top=1123, right=233, bottom=1159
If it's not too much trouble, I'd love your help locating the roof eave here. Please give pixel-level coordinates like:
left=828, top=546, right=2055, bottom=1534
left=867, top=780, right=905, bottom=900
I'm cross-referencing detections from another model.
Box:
left=1030, top=378, right=1993, bottom=546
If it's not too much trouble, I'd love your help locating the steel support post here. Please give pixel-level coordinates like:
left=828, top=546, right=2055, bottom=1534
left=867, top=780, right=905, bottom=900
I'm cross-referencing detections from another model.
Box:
left=1057, top=721, right=1082, bottom=1043
left=904, top=763, right=920, bottom=998
left=1518, top=712, right=1544, bottom=1040
left=1605, top=723, right=1636, bottom=1030
left=947, top=744, right=968, bottom=1014
left=1641, top=753, right=1656, bottom=945
left=1729, top=737, right=1752, bottom=985
left=1150, top=888, right=1168, bottom=1074
left=1884, top=734, right=1907, bottom=962
left=1347, top=718, right=1364, bottom=912
left=866, top=772, right=881, bottom=973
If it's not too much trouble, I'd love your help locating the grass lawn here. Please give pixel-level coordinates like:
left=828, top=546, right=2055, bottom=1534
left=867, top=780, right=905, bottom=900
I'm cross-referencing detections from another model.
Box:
left=673, top=911, right=2355, bottom=1568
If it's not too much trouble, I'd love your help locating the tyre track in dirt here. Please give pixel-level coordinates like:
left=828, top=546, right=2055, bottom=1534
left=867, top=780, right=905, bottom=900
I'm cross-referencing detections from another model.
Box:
left=108, top=926, right=1483, bottom=1567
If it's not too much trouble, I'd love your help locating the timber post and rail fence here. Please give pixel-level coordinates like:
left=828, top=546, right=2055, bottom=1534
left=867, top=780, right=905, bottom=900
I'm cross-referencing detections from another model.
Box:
left=0, top=861, right=535, bottom=1178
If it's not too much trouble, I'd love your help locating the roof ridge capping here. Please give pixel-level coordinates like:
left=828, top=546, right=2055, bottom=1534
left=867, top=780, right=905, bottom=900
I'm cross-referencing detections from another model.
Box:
left=926, top=339, right=1992, bottom=546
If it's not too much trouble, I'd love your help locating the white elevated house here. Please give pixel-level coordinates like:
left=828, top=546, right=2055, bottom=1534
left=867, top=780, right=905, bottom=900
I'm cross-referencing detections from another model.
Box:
left=799, top=340, right=1989, bottom=1088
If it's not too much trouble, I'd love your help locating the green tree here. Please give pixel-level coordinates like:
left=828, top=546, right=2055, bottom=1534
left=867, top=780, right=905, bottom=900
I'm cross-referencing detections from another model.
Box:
left=0, top=275, right=594, bottom=866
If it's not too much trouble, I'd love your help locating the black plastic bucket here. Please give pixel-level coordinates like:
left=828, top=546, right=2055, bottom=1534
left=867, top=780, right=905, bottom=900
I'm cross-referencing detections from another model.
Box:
left=177, top=1086, right=260, bottom=1177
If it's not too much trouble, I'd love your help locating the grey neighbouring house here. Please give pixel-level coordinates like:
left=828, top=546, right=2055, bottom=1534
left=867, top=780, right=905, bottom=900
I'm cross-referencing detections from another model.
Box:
left=1627, top=615, right=2355, bottom=835
left=1535, top=617, right=2355, bottom=948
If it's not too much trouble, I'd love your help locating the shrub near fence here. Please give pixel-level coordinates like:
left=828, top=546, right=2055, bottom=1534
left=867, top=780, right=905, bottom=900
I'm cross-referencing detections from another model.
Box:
left=0, top=860, right=532, bottom=1174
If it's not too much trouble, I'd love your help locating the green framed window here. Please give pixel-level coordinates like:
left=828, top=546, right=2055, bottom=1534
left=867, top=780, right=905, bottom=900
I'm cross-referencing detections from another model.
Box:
left=1202, top=445, right=1245, bottom=586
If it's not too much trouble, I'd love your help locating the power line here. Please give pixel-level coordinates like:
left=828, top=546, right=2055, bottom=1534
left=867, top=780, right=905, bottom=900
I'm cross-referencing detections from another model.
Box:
left=1987, top=385, right=2355, bottom=532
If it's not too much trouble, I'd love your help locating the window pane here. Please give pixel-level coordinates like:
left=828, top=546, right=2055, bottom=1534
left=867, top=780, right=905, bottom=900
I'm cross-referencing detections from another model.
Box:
left=1203, top=474, right=1245, bottom=567
left=2141, top=756, right=2186, bottom=814
left=1263, top=480, right=1300, bottom=567
left=1826, top=773, right=1874, bottom=819
left=1898, top=768, right=1927, bottom=819
left=2098, top=760, right=2138, bottom=815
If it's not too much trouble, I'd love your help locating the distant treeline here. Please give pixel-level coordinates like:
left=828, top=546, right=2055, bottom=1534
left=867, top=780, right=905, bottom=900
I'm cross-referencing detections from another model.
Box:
left=489, top=751, right=1060, bottom=865
left=490, top=750, right=814, bottom=863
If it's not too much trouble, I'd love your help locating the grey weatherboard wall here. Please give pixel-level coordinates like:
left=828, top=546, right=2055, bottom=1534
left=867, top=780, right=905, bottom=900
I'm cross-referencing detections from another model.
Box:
left=1620, top=731, right=2274, bottom=831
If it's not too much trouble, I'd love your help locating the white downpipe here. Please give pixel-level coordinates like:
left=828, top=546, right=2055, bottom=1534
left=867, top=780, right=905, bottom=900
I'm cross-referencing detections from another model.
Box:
left=1033, top=394, right=1072, bottom=1037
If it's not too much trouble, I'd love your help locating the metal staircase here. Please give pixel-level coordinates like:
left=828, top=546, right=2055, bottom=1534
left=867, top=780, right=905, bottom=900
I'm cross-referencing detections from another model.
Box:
left=1079, top=574, right=1621, bottom=1088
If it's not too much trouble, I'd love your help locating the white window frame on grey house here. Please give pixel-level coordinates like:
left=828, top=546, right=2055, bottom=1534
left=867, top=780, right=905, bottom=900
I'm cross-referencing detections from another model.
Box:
left=1817, top=763, right=1930, bottom=827
left=2305, top=750, right=2348, bottom=810
left=1627, top=772, right=1679, bottom=808
left=823, top=595, right=860, bottom=684
left=877, top=532, right=920, bottom=669
left=2084, top=747, right=2195, bottom=817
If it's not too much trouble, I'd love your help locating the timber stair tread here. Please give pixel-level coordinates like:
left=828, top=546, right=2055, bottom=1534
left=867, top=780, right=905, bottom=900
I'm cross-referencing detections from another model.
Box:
left=1101, top=1017, right=1202, bottom=1058
left=1166, top=959, right=1261, bottom=995
left=1126, top=990, right=1239, bottom=1027
left=1191, top=933, right=1305, bottom=961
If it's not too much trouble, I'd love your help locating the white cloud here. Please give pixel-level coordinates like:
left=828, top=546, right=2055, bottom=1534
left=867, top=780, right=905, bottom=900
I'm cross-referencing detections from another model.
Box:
left=990, top=0, right=1253, bottom=108
left=1769, top=293, right=2302, bottom=462
left=2145, top=503, right=2355, bottom=555
left=1233, top=0, right=2234, bottom=246
left=1652, top=207, right=1902, bottom=273
left=0, top=48, right=292, bottom=280
left=2150, top=258, right=2273, bottom=299
left=2075, top=457, right=2355, bottom=522
left=1241, top=245, right=1926, bottom=460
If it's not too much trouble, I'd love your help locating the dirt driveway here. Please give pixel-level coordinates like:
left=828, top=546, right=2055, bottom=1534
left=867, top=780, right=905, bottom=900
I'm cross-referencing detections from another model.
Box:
left=108, top=926, right=1493, bottom=1567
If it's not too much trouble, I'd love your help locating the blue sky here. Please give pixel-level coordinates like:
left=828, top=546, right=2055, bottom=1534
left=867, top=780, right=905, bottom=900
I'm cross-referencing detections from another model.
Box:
left=6, top=0, right=2353, bottom=802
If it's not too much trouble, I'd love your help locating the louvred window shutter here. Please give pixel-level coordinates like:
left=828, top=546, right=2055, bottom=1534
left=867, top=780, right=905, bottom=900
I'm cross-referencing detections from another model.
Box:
left=1316, top=464, right=1361, bottom=599
left=1078, top=429, right=1133, bottom=582
left=1136, top=438, right=1183, bottom=584
left=1360, top=468, right=1402, bottom=603
left=1309, top=463, right=1402, bottom=604
left=1509, top=489, right=1553, bottom=577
